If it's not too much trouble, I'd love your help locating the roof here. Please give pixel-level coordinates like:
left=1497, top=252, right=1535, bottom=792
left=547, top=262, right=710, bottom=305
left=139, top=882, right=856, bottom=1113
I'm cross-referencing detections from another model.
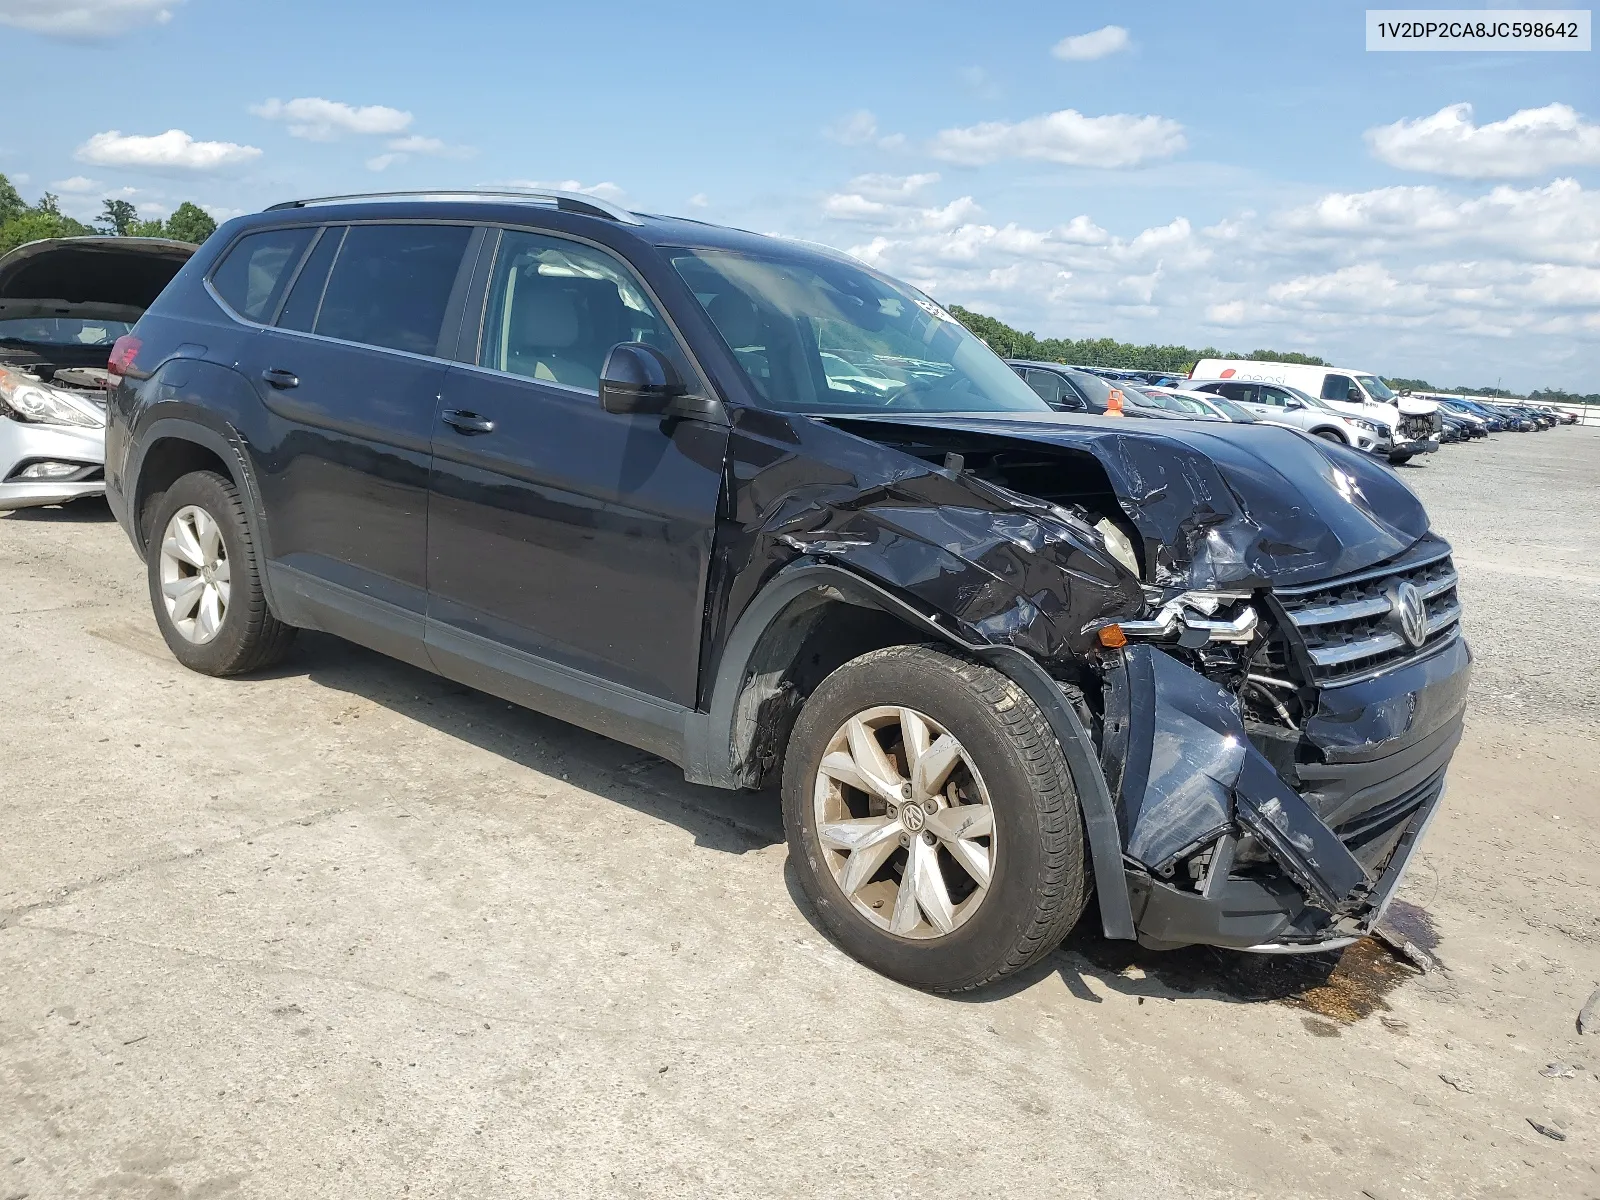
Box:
left=248, top=190, right=862, bottom=267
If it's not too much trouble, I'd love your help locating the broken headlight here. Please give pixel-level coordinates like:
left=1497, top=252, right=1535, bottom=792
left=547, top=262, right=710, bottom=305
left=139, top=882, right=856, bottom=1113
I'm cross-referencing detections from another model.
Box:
left=1104, top=590, right=1258, bottom=647
left=0, top=366, right=105, bottom=429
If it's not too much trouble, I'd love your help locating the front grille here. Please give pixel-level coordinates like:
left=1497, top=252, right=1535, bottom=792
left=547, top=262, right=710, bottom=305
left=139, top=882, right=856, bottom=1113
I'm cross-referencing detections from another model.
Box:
left=1400, top=413, right=1437, bottom=440
left=1274, top=541, right=1461, bottom=684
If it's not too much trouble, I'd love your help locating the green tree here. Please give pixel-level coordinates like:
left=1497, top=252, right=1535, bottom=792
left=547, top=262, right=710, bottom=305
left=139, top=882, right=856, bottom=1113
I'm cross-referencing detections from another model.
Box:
left=99, top=197, right=140, bottom=236
left=164, top=201, right=216, bottom=244
left=0, top=208, right=93, bottom=255
left=129, top=218, right=167, bottom=237
left=0, top=173, right=24, bottom=224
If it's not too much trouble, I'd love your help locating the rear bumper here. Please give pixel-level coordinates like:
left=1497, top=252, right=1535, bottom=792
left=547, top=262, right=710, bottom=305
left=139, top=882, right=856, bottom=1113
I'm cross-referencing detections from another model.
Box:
left=1110, top=635, right=1470, bottom=953
left=0, top=418, right=105, bottom=510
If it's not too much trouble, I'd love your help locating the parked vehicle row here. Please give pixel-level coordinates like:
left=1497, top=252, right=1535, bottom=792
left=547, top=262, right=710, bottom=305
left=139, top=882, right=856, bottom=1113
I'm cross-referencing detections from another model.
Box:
left=0, top=197, right=1488, bottom=998
left=1005, top=353, right=1575, bottom=470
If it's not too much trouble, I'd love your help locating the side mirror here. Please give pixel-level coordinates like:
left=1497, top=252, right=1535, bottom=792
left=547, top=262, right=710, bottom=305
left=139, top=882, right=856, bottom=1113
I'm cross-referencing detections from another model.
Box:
left=599, top=342, right=687, bottom=415
left=1347, top=388, right=1363, bottom=403
left=1284, top=398, right=1304, bottom=410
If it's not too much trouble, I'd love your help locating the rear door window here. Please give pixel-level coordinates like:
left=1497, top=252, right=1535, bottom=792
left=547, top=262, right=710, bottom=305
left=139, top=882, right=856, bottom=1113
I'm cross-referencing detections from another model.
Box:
left=314, top=224, right=473, bottom=356
left=276, top=226, right=345, bottom=333
left=210, top=227, right=316, bottom=323
left=1217, top=382, right=1257, bottom=404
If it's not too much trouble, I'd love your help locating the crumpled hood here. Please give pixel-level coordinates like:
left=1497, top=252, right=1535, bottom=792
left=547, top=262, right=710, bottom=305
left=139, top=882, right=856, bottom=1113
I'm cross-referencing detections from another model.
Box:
left=836, top=411, right=1431, bottom=590
left=0, top=236, right=195, bottom=324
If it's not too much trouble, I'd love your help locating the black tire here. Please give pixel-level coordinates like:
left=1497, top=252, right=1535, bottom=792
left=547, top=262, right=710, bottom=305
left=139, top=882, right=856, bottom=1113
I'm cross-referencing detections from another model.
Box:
left=1388, top=451, right=1414, bottom=465
left=146, top=470, right=296, bottom=676
left=1314, top=429, right=1345, bottom=443
left=782, top=644, right=1089, bottom=993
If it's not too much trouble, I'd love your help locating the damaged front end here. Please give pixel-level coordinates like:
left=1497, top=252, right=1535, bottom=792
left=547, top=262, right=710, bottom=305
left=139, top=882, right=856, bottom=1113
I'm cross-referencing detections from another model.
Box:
left=723, top=409, right=1469, bottom=954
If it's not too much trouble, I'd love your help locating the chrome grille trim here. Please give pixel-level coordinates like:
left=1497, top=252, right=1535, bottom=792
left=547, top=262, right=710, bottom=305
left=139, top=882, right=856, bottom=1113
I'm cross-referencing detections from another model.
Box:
left=1273, top=545, right=1452, bottom=597
left=1308, top=632, right=1405, bottom=667
left=1275, top=541, right=1462, bottom=683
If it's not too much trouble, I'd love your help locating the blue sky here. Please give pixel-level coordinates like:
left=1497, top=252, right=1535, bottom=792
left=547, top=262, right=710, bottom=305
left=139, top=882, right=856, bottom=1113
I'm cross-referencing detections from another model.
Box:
left=1, top=0, right=1597, bottom=390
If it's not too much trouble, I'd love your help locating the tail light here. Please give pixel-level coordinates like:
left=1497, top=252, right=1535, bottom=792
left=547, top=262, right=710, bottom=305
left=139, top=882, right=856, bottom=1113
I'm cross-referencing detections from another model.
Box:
left=107, top=334, right=142, bottom=378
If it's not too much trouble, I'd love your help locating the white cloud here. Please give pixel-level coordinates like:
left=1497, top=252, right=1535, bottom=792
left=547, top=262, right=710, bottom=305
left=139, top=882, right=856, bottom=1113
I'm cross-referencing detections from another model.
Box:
left=366, top=134, right=475, bottom=170
left=807, top=175, right=1600, bottom=391
left=250, top=97, right=412, bottom=141
left=931, top=109, right=1185, bottom=168
left=688, top=193, right=709, bottom=208
left=51, top=175, right=103, bottom=193
left=0, top=0, right=177, bottom=38
left=825, top=110, right=905, bottom=150
left=1051, top=25, right=1130, bottom=61
left=846, top=172, right=941, bottom=201
left=76, top=129, right=262, bottom=172
left=1367, top=102, right=1600, bottom=179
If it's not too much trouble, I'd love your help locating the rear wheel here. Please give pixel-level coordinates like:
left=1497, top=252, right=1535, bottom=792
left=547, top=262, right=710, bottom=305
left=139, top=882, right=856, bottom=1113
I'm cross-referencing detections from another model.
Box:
left=147, top=470, right=296, bottom=676
left=782, top=645, right=1089, bottom=993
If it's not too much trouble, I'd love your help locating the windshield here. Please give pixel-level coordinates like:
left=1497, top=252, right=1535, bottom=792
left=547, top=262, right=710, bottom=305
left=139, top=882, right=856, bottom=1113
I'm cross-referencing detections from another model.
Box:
left=1131, top=387, right=1208, bottom=416
left=1356, top=375, right=1397, bottom=402
left=0, top=317, right=132, bottom=347
left=670, top=249, right=1050, bottom=414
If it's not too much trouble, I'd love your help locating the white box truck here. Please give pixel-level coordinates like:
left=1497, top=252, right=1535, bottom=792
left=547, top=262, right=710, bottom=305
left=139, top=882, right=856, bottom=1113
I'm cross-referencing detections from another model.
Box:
left=1189, top=359, right=1441, bottom=464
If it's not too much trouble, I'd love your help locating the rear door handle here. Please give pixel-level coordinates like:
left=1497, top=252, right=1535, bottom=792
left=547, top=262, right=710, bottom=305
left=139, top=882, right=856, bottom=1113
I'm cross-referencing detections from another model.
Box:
left=442, top=408, right=495, bottom=435
left=261, top=368, right=299, bottom=389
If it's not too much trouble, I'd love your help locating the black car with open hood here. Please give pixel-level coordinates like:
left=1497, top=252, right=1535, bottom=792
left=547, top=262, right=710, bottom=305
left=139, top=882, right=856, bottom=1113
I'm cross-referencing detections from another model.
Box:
left=104, top=191, right=1469, bottom=992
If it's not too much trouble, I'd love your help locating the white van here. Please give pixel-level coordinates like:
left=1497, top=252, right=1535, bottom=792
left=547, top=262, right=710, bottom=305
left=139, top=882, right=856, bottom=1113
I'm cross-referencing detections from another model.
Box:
left=1189, top=359, right=1441, bottom=464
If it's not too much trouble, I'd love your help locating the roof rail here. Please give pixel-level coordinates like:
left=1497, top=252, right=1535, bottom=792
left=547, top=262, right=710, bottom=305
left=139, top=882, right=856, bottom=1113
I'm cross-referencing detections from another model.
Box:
left=263, top=188, right=643, bottom=226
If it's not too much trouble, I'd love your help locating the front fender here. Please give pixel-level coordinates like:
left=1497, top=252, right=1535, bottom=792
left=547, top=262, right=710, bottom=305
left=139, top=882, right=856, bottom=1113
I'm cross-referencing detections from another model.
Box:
left=684, top=560, right=1137, bottom=940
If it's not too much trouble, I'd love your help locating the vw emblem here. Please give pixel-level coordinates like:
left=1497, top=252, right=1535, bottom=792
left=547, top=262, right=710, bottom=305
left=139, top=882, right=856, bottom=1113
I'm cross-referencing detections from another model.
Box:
left=1390, top=581, right=1429, bottom=649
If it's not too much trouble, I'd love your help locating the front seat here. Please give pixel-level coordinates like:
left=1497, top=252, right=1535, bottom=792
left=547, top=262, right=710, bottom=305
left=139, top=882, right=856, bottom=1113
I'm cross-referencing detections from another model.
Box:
left=504, top=279, right=599, bottom=390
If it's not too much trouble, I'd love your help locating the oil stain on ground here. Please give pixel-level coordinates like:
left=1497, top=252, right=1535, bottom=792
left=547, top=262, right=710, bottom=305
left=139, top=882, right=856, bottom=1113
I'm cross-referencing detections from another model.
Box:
left=1062, top=901, right=1441, bottom=1029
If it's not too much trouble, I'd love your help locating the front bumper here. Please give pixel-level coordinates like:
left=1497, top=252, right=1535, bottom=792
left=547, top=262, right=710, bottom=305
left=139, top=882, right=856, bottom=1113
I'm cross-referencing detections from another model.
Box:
left=0, top=417, right=106, bottom=510
left=1389, top=437, right=1438, bottom=458
left=1107, top=634, right=1470, bottom=953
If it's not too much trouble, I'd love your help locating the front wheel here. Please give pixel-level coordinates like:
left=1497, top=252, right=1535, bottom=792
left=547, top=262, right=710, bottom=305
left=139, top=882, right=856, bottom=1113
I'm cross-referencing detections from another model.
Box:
left=782, top=645, right=1090, bottom=993
left=147, top=469, right=297, bottom=676
left=1314, top=429, right=1346, bottom=443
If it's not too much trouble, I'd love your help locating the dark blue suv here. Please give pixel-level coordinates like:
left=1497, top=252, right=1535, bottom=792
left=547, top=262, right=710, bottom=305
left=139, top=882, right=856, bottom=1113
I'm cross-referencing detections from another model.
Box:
left=105, top=190, right=1470, bottom=992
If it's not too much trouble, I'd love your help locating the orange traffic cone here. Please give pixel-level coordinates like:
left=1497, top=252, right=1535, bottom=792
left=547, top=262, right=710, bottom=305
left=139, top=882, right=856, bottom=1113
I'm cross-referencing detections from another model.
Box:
left=1106, top=388, right=1126, bottom=417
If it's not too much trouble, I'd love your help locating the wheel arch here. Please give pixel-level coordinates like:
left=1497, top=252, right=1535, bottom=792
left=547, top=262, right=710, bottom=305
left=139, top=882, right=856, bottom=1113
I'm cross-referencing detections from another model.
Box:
left=684, top=560, right=1136, bottom=940
left=126, top=416, right=281, bottom=616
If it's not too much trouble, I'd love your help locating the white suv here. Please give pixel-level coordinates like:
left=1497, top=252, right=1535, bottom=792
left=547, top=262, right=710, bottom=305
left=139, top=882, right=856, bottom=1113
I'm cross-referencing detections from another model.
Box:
left=1188, top=380, right=1396, bottom=455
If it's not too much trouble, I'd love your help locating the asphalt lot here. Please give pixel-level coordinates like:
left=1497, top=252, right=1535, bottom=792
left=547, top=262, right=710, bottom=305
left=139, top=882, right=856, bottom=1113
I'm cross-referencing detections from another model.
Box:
left=2, top=427, right=1598, bottom=1199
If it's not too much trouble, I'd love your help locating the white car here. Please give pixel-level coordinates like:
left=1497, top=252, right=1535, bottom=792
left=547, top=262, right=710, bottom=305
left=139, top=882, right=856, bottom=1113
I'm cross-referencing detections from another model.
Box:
left=1186, top=380, right=1398, bottom=455
left=0, top=236, right=194, bottom=510
left=1189, top=358, right=1439, bottom=464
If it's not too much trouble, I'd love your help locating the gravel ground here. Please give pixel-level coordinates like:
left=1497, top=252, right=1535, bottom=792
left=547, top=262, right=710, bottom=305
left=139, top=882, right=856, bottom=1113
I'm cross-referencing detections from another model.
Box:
left=1, top=426, right=1597, bottom=1200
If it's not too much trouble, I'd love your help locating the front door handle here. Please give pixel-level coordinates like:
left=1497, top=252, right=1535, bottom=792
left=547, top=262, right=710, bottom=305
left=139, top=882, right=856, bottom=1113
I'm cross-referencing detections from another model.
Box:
left=261, top=368, right=299, bottom=389
left=442, top=409, right=495, bottom=435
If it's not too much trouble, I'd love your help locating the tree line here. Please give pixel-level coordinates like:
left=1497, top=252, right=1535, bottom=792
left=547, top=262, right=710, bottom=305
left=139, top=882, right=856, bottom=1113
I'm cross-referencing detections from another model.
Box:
left=948, top=302, right=1597, bottom=405
left=0, top=172, right=217, bottom=257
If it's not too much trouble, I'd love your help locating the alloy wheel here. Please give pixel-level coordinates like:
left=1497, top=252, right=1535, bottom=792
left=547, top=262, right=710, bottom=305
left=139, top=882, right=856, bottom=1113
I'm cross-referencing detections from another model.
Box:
left=812, top=705, right=996, bottom=939
left=158, top=504, right=230, bottom=644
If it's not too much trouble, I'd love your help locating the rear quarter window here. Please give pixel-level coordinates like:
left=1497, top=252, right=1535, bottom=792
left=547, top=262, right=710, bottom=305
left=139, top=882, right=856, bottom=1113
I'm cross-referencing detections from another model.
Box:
left=209, top=227, right=316, bottom=323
